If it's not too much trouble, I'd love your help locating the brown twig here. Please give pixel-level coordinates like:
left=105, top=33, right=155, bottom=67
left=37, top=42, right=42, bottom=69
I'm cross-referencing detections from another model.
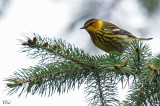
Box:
left=96, top=72, right=104, bottom=106
left=34, top=43, right=96, bottom=69
left=7, top=68, right=82, bottom=87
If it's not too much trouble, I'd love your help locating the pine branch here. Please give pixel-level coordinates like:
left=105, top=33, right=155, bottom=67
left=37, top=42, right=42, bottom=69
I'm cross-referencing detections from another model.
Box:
left=135, top=64, right=160, bottom=105
left=5, top=62, right=89, bottom=97
left=124, top=54, right=160, bottom=106
left=5, top=33, right=160, bottom=106
left=7, top=67, right=83, bottom=87
left=22, top=36, right=96, bottom=69
left=124, top=40, right=152, bottom=72
left=96, top=72, right=104, bottom=106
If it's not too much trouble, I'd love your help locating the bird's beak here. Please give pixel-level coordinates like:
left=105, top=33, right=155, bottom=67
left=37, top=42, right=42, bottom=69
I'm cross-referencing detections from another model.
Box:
left=80, top=26, right=86, bottom=29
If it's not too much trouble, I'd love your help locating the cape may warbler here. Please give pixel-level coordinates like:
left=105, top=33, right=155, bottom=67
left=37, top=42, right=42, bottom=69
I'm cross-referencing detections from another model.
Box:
left=81, top=19, right=152, bottom=52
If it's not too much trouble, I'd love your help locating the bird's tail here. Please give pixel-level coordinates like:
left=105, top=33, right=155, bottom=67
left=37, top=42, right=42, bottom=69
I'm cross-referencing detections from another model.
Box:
left=136, top=38, right=153, bottom=40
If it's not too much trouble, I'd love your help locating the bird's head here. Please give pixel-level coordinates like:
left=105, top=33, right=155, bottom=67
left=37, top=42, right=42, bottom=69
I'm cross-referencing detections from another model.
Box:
left=80, top=19, right=103, bottom=32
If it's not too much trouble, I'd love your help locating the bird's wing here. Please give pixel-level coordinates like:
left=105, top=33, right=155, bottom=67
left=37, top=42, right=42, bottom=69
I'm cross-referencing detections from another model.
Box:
left=102, top=21, right=136, bottom=38
left=112, top=28, right=136, bottom=38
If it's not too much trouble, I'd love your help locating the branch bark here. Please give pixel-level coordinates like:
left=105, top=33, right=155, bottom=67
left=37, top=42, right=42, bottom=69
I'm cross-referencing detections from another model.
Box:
left=96, top=72, right=104, bottom=106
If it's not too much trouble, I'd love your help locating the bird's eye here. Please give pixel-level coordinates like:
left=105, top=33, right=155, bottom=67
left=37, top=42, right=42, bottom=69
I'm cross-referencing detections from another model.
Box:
left=86, top=22, right=95, bottom=28
left=89, top=22, right=94, bottom=26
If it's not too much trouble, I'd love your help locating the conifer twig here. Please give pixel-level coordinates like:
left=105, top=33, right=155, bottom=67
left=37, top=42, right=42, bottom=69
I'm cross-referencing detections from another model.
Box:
left=7, top=68, right=84, bottom=87
left=96, top=72, right=104, bottom=106
left=58, top=52, right=96, bottom=69
left=136, top=71, right=156, bottom=105
left=25, top=39, right=96, bottom=69
left=136, top=48, right=141, bottom=70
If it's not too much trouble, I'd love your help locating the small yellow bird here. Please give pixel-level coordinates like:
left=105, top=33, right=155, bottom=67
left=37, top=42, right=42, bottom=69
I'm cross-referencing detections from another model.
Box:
left=81, top=19, right=152, bottom=52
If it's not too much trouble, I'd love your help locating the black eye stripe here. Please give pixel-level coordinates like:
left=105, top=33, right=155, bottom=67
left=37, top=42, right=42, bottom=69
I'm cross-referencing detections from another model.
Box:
left=89, top=22, right=93, bottom=25
left=86, top=22, right=95, bottom=28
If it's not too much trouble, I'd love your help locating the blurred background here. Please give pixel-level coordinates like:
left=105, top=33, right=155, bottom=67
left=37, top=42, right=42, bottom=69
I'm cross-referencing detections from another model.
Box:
left=0, top=0, right=160, bottom=106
